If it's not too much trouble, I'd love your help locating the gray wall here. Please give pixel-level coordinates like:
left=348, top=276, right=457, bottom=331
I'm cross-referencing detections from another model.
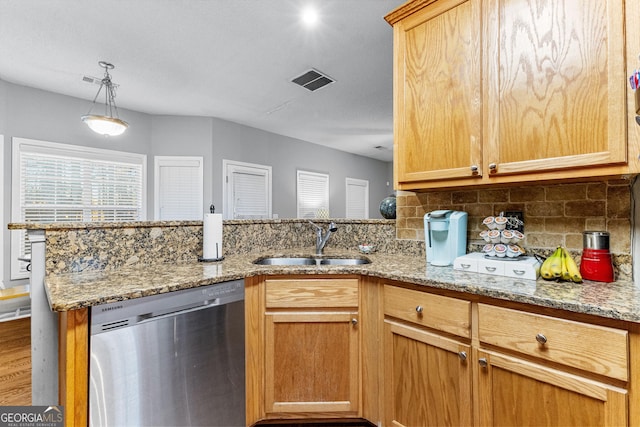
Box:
left=210, top=117, right=393, bottom=218
left=1, top=80, right=393, bottom=286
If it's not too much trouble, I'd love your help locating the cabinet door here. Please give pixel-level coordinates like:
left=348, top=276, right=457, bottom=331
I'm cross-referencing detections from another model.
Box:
left=477, top=349, right=628, bottom=427
left=393, top=0, right=483, bottom=184
left=384, top=319, right=472, bottom=427
left=264, top=311, right=359, bottom=417
left=485, top=0, right=626, bottom=177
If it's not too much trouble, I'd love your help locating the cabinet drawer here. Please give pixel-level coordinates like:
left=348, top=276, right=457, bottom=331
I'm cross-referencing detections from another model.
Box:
left=384, top=285, right=471, bottom=338
left=265, top=278, right=359, bottom=308
left=478, top=304, right=628, bottom=381
left=477, top=258, right=505, bottom=276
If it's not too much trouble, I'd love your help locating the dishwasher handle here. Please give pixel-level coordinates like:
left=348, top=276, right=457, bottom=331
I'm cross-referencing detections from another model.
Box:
left=135, top=298, right=222, bottom=325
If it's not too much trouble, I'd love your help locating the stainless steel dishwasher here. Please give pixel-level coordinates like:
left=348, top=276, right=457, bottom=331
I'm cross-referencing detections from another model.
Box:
left=89, top=280, right=245, bottom=427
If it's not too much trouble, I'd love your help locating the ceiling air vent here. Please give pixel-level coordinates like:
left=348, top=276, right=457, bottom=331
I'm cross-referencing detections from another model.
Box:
left=291, top=69, right=334, bottom=91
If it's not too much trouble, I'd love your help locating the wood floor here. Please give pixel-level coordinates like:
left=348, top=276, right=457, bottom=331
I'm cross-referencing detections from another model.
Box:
left=0, top=317, right=31, bottom=405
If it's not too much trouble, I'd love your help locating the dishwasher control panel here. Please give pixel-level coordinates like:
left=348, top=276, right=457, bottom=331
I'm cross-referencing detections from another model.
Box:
left=90, top=279, right=245, bottom=334
left=200, top=279, right=243, bottom=299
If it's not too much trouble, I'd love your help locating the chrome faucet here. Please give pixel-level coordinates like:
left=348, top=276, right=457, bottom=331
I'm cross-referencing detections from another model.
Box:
left=309, top=221, right=338, bottom=255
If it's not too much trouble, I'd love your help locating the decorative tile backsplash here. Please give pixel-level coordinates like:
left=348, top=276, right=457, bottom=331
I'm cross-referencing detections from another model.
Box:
left=394, top=179, right=634, bottom=280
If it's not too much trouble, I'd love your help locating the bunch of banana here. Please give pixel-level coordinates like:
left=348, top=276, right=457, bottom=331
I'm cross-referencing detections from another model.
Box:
left=540, top=246, right=582, bottom=283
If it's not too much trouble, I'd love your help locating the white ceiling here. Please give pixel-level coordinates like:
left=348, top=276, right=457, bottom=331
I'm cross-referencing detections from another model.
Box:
left=0, top=0, right=404, bottom=162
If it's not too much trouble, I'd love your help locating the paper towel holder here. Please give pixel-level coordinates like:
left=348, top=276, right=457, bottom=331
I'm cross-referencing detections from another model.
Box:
left=199, top=204, right=225, bottom=262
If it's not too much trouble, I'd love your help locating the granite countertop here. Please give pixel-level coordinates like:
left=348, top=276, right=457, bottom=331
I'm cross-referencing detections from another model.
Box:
left=44, top=248, right=640, bottom=323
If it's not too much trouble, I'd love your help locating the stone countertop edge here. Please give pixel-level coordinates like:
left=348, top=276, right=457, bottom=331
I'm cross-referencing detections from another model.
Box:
left=43, top=249, right=640, bottom=324
left=8, top=218, right=394, bottom=230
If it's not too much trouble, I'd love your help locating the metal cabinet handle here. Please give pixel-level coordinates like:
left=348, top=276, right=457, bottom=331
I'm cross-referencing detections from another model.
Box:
left=458, top=351, right=467, bottom=361
left=536, top=333, right=547, bottom=344
left=470, top=165, right=478, bottom=173
left=488, top=163, right=497, bottom=171
left=478, top=357, right=488, bottom=368
left=484, top=267, right=497, bottom=272
left=351, top=318, right=358, bottom=326
left=415, top=305, right=424, bottom=313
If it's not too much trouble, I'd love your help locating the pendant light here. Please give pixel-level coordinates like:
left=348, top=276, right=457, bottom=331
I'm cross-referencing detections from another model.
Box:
left=81, top=61, right=129, bottom=136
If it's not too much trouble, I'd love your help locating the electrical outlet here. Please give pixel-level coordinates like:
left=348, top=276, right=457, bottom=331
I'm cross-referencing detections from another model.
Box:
left=505, top=211, right=524, bottom=233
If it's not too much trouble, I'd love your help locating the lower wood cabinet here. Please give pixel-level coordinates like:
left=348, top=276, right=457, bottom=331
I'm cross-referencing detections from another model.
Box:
left=246, top=275, right=362, bottom=424
left=476, top=303, right=630, bottom=427
left=476, top=349, right=628, bottom=426
left=383, top=319, right=472, bottom=426
left=265, top=310, right=359, bottom=416
left=380, top=283, right=635, bottom=427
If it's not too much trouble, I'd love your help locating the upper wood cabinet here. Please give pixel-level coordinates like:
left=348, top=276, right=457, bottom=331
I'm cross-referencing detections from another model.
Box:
left=388, top=0, right=483, bottom=186
left=386, top=0, right=640, bottom=190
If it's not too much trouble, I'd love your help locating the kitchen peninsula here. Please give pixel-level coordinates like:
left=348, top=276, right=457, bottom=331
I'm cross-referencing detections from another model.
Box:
left=9, top=219, right=640, bottom=426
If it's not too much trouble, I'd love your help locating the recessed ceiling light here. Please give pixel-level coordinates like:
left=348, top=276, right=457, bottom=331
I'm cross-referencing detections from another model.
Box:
left=301, top=5, right=318, bottom=28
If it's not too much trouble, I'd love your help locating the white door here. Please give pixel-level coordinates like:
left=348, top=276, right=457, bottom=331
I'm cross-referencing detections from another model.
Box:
left=154, top=156, right=203, bottom=220
left=345, top=177, right=369, bottom=219
left=223, top=160, right=272, bottom=219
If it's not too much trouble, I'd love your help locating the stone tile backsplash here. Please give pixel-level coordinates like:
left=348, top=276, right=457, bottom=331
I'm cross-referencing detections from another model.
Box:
left=395, top=179, right=634, bottom=280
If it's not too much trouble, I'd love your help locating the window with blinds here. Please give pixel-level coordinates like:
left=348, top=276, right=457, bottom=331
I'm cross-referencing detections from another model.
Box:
left=345, top=177, right=369, bottom=219
left=11, top=137, right=146, bottom=279
left=223, top=160, right=272, bottom=219
left=154, top=156, right=203, bottom=220
left=297, top=170, right=330, bottom=219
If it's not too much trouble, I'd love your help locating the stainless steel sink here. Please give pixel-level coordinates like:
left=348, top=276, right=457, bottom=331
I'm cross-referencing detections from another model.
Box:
left=319, top=258, right=370, bottom=265
left=253, top=257, right=370, bottom=266
left=254, top=257, right=317, bottom=265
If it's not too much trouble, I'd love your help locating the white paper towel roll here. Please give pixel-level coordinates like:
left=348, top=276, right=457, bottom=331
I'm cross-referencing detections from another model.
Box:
left=203, top=213, right=223, bottom=260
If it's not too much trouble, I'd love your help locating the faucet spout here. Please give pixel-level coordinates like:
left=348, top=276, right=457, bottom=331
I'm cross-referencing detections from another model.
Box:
left=309, top=221, right=338, bottom=255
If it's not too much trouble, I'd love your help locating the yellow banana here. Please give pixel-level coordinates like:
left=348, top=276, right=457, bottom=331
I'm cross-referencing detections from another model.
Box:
left=549, top=247, right=564, bottom=278
left=561, top=248, right=572, bottom=281
left=540, top=263, right=552, bottom=279
left=540, top=247, right=563, bottom=280
left=540, top=252, right=554, bottom=279
left=561, top=247, right=583, bottom=283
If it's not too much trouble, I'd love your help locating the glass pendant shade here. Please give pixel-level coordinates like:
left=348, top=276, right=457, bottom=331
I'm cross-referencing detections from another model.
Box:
left=81, top=115, right=128, bottom=136
left=82, top=61, right=129, bottom=136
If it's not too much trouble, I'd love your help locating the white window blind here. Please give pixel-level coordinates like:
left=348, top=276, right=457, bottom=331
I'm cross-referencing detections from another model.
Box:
left=223, top=160, right=272, bottom=219
left=345, top=177, right=369, bottom=219
left=297, top=170, right=329, bottom=219
left=154, top=156, right=203, bottom=220
left=11, top=138, right=146, bottom=279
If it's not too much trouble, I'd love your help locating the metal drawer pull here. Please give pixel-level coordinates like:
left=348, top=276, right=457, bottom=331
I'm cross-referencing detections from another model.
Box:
left=460, top=263, right=471, bottom=269
left=478, top=358, right=488, bottom=368
left=415, top=305, right=424, bottom=313
left=485, top=267, right=496, bottom=272
left=489, top=163, right=497, bottom=171
left=470, top=165, right=478, bottom=173
left=536, top=333, right=547, bottom=344
left=458, top=351, right=467, bottom=361
left=513, top=269, right=525, bottom=275
left=351, top=318, right=358, bottom=326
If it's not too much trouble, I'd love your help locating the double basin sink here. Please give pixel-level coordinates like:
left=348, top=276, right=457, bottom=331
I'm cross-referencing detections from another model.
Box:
left=254, top=256, right=370, bottom=266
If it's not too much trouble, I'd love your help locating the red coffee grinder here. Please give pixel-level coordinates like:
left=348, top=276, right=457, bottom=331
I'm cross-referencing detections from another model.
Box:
left=580, top=231, right=614, bottom=282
